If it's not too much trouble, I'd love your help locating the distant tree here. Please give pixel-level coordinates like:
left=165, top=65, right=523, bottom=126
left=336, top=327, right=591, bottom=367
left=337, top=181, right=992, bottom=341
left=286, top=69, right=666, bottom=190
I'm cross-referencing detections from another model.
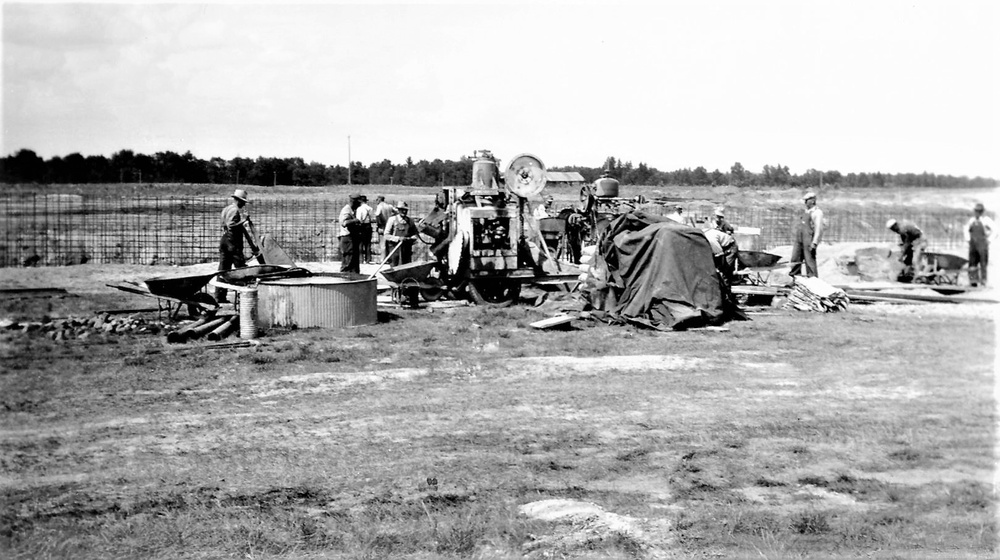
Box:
left=730, top=162, right=747, bottom=187
left=368, top=159, right=394, bottom=185
left=2, top=149, right=45, bottom=183
left=710, top=169, right=725, bottom=186
left=762, top=164, right=791, bottom=186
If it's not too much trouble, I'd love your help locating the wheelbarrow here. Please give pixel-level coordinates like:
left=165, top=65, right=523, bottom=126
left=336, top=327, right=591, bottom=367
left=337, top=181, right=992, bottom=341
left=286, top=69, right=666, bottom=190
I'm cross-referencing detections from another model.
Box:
left=107, top=271, right=220, bottom=318
left=914, top=252, right=968, bottom=286
left=380, top=260, right=447, bottom=305
left=734, top=251, right=784, bottom=286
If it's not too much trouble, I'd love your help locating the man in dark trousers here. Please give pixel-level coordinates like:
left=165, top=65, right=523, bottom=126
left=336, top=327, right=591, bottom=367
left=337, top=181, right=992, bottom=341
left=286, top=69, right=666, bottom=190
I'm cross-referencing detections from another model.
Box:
left=338, top=193, right=363, bottom=273
left=789, top=192, right=824, bottom=277
left=964, top=203, right=994, bottom=287
left=383, top=201, right=418, bottom=267
left=887, top=218, right=927, bottom=281
left=217, top=189, right=258, bottom=303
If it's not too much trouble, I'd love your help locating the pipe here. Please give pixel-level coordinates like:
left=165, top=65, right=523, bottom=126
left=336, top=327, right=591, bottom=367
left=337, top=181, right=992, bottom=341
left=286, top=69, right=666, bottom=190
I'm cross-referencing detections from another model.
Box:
left=166, top=315, right=211, bottom=343
left=207, top=316, right=239, bottom=341
left=184, top=317, right=229, bottom=342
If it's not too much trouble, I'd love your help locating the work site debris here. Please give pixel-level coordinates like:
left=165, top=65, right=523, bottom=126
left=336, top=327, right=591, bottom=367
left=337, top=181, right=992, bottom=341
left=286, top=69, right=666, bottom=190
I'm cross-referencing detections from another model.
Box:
left=0, top=313, right=167, bottom=340
left=784, top=277, right=850, bottom=312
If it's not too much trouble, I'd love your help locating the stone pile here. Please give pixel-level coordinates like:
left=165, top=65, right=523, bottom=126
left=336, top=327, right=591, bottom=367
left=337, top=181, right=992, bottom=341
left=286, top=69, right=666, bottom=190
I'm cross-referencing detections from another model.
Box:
left=0, top=313, right=167, bottom=341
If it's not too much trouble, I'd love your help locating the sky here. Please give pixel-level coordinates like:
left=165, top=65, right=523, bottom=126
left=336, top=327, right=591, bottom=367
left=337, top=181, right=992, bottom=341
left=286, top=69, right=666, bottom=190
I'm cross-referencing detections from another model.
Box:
left=2, top=0, right=998, bottom=178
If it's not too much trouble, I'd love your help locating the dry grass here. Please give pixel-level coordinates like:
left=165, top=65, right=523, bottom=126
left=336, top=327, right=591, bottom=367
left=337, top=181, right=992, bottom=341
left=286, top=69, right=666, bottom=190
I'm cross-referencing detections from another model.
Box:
left=0, top=294, right=996, bottom=558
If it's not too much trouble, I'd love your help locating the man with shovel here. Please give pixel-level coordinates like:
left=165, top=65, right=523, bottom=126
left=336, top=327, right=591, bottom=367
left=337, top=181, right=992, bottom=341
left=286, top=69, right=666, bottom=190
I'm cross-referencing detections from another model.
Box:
left=383, top=201, right=419, bottom=267
left=217, top=189, right=259, bottom=303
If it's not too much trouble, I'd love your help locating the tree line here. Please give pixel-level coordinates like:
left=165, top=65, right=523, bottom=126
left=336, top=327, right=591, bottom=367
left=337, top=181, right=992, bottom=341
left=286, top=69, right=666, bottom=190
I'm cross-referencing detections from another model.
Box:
left=0, top=149, right=994, bottom=190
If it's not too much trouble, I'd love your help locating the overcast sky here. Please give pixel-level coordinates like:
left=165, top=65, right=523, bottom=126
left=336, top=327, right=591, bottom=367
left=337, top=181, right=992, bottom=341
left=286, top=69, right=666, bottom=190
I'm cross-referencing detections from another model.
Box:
left=2, top=1, right=997, bottom=178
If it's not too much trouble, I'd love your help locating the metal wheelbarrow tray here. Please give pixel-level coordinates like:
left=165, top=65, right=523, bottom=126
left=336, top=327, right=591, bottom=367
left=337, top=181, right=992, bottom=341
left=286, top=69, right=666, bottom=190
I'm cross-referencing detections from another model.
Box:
left=107, top=271, right=220, bottom=318
left=735, top=251, right=784, bottom=285
left=915, top=252, right=968, bottom=286
left=380, top=260, right=447, bottom=302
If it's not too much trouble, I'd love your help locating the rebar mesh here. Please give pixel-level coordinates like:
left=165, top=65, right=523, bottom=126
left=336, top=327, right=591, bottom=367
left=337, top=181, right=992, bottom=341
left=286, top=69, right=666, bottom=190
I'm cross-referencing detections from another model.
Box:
left=0, top=193, right=972, bottom=267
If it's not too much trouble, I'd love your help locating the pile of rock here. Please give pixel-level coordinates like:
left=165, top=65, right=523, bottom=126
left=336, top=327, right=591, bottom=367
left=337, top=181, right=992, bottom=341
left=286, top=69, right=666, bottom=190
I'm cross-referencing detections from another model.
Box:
left=0, top=313, right=167, bottom=341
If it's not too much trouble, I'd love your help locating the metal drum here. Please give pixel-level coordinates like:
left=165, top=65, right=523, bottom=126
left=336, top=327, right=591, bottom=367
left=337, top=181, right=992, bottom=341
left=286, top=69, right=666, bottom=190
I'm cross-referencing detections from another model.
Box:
left=257, top=273, right=377, bottom=329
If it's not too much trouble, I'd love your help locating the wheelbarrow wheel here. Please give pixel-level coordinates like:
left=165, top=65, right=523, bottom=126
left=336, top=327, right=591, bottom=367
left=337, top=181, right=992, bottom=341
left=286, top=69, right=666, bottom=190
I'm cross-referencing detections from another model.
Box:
left=419, top=277, right=446, bottom=302
left=186, top=292, right=218, bottom=318
left=466, top=279, right=520, bottom=307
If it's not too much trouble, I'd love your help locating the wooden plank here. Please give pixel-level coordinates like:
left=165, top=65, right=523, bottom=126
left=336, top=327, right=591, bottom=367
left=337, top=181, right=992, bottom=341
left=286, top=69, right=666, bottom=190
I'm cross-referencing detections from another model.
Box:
left=833, top=281, right=971, bottom=293
left=530, top=315, right=575, bottom=329
left=844, top=289, right=994, bottom=304
left=732, top=285, right=786, bottom=296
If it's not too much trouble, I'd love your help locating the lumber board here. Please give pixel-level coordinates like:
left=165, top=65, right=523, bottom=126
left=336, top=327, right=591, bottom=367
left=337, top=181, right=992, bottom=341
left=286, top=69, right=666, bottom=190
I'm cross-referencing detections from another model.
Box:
left=530, top=315, right=575, bottom=329
left=843, top=289, right=995, bottom=304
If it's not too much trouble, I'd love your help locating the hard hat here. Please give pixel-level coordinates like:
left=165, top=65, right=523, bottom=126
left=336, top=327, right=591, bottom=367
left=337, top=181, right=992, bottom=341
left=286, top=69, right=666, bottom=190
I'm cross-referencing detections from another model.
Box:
left=974, top=203, right=985, bottom=212
left=232, top=189, right=249, bottom=203
left=713, top=207, right=725, bottom=217
left=886, top=219, right=897, bottom=229
left=803, top=192, right=816, bottom=201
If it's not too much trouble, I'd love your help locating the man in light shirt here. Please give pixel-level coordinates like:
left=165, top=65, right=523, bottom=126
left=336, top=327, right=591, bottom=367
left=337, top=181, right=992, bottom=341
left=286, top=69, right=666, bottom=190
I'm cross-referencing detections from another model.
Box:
left=789, top=192, right=824, bottom=277
left=338, top=193, right=363, bottom=273
left=355, top=195, right=374, bottom=264
left=965, top=202, right=995, bottom=287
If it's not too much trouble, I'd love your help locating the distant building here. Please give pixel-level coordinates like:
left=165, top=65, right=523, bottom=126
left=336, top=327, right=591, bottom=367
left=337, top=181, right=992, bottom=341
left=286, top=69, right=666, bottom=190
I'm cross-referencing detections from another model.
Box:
left=545, top=171, right=586, bottom=187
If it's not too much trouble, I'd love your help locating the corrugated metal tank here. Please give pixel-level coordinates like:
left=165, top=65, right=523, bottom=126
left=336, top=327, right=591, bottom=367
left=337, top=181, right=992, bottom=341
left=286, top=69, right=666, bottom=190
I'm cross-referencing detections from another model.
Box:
left=257, top=273, right=377, bottom=329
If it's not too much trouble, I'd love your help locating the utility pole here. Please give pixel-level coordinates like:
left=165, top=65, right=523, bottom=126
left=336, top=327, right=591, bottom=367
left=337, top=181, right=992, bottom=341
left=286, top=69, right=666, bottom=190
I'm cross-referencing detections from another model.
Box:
left=273, top=171, right=277, bottom=187
left=236, top=170, right=239, bottom=185
left=347, top=135, right=352, bottom=186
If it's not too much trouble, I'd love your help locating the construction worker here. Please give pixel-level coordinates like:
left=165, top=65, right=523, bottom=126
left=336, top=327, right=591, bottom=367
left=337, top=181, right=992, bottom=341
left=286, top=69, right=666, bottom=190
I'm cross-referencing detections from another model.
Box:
left=565, top=207, right=588, bottom=265
left=384, top=201, right=419, bottom=267
left=886, top=218, right=927, bottom=281
left=338, top=193, right=363, bottom=273
left=703, top=227, right=739, bottom=286
left=355, top=195, right=374, bottom=264
left=533, top=195, right=555, bottom=220
left=713, top=207, right=735, bottom=234
left=217, top=189, right=258, bottom=303
left=789, top=192, right=824, bottom=277
left=964, top=203, right=995, bottom=287
left=374, top=195, right=395, bottom=257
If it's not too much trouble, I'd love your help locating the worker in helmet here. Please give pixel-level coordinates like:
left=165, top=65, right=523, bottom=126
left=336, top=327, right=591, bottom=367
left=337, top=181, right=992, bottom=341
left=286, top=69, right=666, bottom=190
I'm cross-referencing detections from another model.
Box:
left=886, top=218, right=927, bottom=281
left=965, top=203, right=995, bottom=287
left=789, top=193, right=824, bottom=278
left=216, top=189, right=259, bottom=303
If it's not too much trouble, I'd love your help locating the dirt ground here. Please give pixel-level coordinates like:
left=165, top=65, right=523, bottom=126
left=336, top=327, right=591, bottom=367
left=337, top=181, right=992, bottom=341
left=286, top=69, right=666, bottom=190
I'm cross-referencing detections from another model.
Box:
left=0, top=246, right=997, bottom=559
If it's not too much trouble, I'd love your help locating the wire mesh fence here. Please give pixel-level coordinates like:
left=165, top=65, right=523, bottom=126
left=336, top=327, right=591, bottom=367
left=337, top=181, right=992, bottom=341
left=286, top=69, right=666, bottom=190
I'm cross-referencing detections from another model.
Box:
left=0, top=192, right=973, bottom=268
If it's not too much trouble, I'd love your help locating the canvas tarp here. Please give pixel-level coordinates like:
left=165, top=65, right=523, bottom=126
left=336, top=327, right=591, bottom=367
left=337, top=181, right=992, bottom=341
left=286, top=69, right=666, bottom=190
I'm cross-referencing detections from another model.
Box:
left=583, top=211, right=745, bottom=330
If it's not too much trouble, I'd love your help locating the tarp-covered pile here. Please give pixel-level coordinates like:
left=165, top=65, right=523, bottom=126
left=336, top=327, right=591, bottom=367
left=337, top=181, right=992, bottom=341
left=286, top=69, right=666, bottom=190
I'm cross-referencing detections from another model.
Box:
left=582, top=211, right=746, bottom=330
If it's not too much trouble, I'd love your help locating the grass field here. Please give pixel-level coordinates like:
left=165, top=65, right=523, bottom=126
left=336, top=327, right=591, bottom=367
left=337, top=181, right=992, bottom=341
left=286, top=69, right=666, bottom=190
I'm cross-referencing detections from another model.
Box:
left=0, top=261, right=996, bottom=559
